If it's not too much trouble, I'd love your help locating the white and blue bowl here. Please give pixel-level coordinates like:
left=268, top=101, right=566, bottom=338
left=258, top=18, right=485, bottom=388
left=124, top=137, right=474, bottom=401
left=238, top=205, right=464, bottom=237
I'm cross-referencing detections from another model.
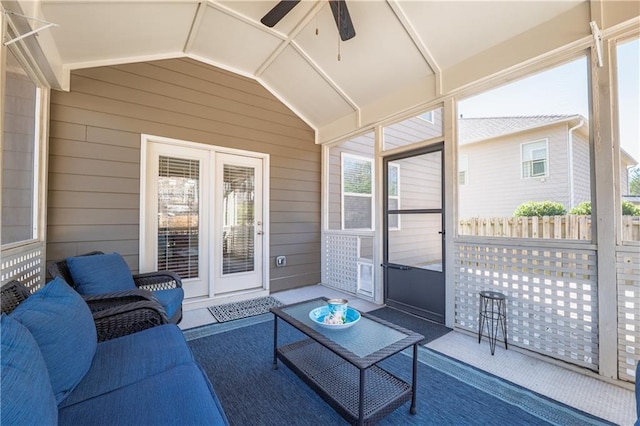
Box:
left=309, top=306, right=361, bottom=330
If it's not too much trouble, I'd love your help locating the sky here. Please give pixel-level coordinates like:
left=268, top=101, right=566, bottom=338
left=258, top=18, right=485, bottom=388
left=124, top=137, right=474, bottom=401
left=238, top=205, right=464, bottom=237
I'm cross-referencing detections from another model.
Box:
left=458, top=39, right=639, bottom=162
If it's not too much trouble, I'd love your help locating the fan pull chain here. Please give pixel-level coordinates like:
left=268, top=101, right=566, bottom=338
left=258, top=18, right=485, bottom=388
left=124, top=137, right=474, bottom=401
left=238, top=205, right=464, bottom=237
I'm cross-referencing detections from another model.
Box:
left=338, top=1, right=342, bottom=62
left=337, top=0, right=341, bottom=61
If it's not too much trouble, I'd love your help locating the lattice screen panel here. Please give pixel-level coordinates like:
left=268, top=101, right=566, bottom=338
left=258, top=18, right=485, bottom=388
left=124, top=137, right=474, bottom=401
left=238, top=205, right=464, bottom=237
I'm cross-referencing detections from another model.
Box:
left=617, top=248, right=639, bottom=383
left=1, top=243, right=46, bottom=292
left=455, top=241, right=599, bottom=370
left=323, top=233, right=358, bottom=293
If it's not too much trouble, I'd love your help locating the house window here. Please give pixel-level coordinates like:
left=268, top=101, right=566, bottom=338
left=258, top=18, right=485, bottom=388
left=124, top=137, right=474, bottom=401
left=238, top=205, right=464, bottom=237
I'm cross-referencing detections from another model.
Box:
left=521, top=140, right=548, bottom=179
left=342, top=154, right=373, bottom=230
left=2, top=49, right=41, bottom=246
left=388, top=163, right=400, bottom=229
left=458, top=155, right=468, bottom=185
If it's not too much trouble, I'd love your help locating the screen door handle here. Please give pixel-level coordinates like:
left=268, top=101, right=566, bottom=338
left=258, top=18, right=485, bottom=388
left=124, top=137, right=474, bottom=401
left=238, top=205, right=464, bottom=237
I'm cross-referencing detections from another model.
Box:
left=381, top=263, right=411, bottom=271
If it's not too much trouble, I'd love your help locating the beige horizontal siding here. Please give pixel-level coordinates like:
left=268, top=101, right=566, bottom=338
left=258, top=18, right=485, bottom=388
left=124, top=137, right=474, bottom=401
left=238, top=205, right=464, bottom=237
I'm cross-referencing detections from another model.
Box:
left=47, top=58, right=320, bottom=292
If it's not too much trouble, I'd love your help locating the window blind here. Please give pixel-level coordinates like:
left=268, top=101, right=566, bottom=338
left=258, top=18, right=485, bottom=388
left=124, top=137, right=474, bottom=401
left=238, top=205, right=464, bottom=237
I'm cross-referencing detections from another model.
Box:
left=222, top=165, right=255, bottom=275
left=157, top=156, right=200, bottom=279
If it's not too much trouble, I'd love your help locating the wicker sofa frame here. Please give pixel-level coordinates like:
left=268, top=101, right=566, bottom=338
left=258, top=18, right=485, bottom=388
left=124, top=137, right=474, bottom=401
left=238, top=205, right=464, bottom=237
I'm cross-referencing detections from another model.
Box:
left=47, top=251, right=183, bottom=324
left=1, top=280, right=168, bottom=341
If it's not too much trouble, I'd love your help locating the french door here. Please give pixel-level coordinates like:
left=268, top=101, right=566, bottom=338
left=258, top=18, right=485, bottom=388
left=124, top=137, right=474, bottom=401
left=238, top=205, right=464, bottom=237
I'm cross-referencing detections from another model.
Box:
left=141, top=138, right=265, bottom=300
left=214, top=153, right=264, bottom=295
left=382, top=144, right=445, bottom=323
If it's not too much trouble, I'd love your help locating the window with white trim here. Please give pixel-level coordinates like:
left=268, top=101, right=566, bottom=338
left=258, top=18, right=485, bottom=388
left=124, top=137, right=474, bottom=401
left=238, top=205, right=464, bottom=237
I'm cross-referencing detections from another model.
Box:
left=342, top=154, right=373, bottom=230
left=521, top=139, right=548, bottom=179
left=388, top=163, right=400, bottom=229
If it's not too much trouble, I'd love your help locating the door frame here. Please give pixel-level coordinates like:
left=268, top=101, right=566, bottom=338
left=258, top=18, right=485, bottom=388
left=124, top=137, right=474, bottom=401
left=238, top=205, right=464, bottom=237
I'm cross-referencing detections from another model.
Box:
left=382, top=142, right=446, bottom=322
left=139, top=134, right=271, bottom=309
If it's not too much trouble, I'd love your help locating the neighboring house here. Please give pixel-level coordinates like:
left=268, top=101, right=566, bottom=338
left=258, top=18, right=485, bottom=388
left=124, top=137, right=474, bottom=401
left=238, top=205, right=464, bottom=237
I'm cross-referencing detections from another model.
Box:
left=457, top=115, right=638, bottom=218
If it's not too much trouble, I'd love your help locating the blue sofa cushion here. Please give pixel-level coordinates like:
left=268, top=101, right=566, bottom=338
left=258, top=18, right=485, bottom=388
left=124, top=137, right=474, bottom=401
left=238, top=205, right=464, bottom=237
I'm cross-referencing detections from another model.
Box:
left=154, top=288, right=184, bottom=319
left=60, top=325, right=194, bottom=408
left=59, top=364, right=229, bottom=426
left=66, top=252, right=136, bottom=295
left=1, top=314, right=58, bottom=425
left=10, top=277, right=97, bottom=404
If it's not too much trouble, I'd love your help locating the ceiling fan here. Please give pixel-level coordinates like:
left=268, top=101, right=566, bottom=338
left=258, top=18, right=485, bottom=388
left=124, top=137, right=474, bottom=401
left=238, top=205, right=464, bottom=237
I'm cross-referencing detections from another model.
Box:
left=261, top=0, right=356, bottom=41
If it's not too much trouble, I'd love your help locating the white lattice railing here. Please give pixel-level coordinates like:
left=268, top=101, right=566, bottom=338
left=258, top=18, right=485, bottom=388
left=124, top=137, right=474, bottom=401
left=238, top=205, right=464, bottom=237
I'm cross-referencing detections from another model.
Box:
left=455, top=239, right=599, bottom=370
left=323, top=232, right=359, bottom=294
left=1, top=243, right=46, bottom=293
left=617, top=247, right=639, bottom=383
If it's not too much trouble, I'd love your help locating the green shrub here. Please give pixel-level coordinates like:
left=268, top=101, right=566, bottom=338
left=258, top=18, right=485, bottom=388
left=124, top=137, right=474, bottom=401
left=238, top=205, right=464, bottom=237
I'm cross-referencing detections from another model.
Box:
left=568, top=202, right=591, bottom=215
left=568, top=201, right=640, bottom=216
left=622, top=201, right=640, bottom=216
left=514, top=201, right=566, bottom=217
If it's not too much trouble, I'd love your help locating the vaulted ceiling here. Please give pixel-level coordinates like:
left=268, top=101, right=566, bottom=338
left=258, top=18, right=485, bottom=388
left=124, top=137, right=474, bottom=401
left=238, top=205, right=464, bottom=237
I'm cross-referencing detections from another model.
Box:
left=3, top=0, right=638, bottom=143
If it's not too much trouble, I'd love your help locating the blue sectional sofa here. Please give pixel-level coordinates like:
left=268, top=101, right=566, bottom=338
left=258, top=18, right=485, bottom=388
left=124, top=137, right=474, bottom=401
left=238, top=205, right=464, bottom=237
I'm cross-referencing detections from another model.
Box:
left=1, top=277, right=228, bottom=425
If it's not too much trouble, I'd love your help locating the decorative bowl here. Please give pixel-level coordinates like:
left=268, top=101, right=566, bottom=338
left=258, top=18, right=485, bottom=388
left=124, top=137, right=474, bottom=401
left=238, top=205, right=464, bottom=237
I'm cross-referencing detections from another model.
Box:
left=309, top=306, right=361, bottom=330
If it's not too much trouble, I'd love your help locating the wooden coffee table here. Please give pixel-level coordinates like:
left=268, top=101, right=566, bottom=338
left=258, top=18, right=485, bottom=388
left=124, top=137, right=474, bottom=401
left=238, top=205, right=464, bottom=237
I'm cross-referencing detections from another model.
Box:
left=271, top=298, right=424, bottom=425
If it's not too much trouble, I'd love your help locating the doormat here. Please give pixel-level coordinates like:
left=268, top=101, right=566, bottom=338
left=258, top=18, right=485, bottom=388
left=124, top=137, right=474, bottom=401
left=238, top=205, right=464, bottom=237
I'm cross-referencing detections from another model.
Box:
left=368, top=306, right=452, bottom=345
left=208, top=296, right=284, bottom=323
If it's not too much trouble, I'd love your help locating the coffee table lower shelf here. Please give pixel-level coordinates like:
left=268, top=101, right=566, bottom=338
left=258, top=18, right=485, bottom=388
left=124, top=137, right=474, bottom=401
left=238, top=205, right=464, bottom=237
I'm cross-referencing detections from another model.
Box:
left=276, top=338, right=412, bottom=425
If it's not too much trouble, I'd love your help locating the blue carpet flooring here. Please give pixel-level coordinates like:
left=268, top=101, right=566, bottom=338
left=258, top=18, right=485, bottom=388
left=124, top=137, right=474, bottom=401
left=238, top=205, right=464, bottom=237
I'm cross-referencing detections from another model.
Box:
left=185, top=315, right=613, bottom=426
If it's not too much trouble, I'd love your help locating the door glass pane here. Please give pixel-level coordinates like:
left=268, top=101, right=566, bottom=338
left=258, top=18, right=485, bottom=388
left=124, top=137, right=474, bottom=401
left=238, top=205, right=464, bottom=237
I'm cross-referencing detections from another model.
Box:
left=223, top=165, right=255, bottom=275
left=389, top=151, right=441, bottom=210
left=157, top=156, right=199, bottom=279
left=388, top=213, right=442, bottom=271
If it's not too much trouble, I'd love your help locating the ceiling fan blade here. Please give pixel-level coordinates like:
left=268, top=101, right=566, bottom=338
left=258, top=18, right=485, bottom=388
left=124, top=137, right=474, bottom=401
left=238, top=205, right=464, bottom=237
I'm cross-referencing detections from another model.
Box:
left=329, top=0, right=356, bottom=41
left=261, top=0, right=301, bottom=28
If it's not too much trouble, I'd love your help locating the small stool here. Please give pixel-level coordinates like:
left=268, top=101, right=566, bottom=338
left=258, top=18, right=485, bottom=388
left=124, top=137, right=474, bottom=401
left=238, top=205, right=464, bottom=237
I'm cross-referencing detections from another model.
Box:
left=478, top=291, right=508, bottom=355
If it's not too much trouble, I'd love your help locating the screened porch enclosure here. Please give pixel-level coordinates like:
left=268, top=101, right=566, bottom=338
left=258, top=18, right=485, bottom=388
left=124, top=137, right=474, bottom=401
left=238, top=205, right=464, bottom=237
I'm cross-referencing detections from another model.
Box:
left=322, top=100, right=638, bottom=385
left=1, top=0, right=638, bottom=390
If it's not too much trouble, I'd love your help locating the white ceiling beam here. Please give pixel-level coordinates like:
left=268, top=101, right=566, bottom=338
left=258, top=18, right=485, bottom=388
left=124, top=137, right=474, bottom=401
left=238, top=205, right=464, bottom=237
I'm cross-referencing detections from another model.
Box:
left=205, top=1, right=287, bottom=41
left=387, top=0, right=442, bottom=96
left=183, top=1, right=207, bottom=54
left=252, top=1, right=361, bottom=126
left=254, top=1, right=326, bottom=77
left=289, top=40, right=361, bottom=126
left=192, top=1, right=360, bottom=126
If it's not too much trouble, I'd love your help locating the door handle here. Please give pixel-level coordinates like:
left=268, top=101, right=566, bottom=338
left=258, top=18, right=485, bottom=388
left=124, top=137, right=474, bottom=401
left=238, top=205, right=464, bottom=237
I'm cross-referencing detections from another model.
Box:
left=257, top=231, right=264, bottom=235
left=381, top=263, right=411, bottom=271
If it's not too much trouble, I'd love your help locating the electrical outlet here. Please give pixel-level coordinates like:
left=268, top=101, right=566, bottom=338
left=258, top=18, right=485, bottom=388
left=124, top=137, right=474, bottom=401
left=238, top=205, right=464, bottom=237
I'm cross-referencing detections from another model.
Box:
left=275, top=256, right=286, bottom=267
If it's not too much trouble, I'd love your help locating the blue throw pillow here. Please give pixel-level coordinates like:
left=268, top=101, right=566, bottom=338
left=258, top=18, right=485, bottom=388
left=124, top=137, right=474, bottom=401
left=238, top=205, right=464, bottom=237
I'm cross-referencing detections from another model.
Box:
left=66, top=252, right=136, bottom=295
left=1, top=314, right=57, bottom=425
left=10, top=277, right=97, bottom=404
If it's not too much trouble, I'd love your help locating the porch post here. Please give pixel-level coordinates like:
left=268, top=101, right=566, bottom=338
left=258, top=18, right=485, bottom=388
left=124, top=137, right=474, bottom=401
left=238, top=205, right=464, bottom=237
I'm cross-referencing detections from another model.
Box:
left=591, top=35, right=618, bottom=380
left=443, top=98, right=457, bottom=328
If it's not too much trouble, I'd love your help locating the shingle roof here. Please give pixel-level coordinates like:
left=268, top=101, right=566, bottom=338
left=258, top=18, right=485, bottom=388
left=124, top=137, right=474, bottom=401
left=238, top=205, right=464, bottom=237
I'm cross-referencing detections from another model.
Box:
left=458, top=115, right=580, bottom=145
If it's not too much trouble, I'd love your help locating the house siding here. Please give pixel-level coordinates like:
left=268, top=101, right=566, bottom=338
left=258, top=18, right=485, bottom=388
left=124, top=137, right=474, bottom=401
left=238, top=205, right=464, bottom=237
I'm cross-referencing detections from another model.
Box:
left=571, top=130, right=591, bottom=208
left=458, top=123, right=579, bottom=217
left=46, top=58, right=320, bottom=293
